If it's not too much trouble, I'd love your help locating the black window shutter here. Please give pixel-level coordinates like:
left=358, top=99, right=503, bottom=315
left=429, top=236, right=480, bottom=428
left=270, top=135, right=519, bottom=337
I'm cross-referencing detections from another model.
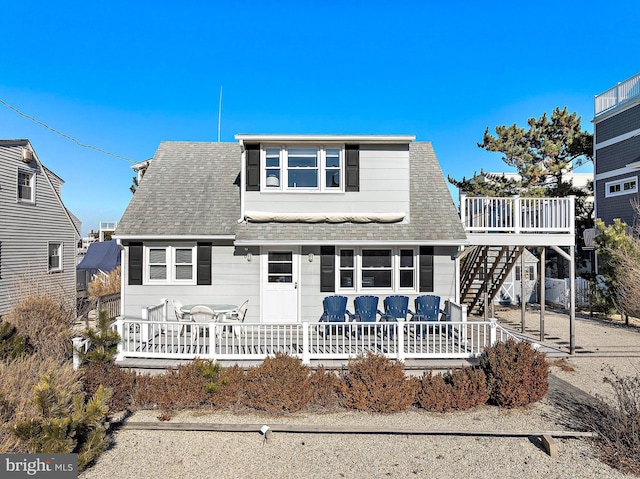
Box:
left=128, top=243, right=143, bottom=285
left=245, top=144, right=260, bottom=191
left=320, top=246, right=335, bottom=292
left=345, top=145, right=359, bottom=192
left=419, top=246, right=434, bottom=292
left=197, top=243, right=212, bottom=285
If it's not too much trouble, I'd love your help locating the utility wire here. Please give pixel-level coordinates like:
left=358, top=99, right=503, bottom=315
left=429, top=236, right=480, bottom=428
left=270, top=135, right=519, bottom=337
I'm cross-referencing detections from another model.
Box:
left=0, top=98, right=138, bottom=164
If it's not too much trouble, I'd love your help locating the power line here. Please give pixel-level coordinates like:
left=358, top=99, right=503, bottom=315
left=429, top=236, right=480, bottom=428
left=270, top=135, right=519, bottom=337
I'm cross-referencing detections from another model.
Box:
left=0, top=98, right=138, bottom=164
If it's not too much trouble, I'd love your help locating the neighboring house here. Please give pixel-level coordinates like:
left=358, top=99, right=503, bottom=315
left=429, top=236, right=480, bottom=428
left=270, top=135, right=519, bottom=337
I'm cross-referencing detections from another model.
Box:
left=0, top=139, right=80, bottom=316
left=114, top=135, right=468, bottom=323
left=77, top=239, right=121, bottom=292
left=593, top=72, right=640, bottom=227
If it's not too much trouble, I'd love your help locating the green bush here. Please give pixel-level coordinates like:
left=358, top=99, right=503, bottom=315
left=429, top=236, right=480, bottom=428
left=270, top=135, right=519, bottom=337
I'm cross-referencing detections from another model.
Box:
left=479, top=338, right=548, bottom=408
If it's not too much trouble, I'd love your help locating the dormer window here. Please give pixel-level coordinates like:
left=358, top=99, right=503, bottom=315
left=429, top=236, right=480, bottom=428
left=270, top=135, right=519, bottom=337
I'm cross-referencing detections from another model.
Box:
left=262, top=146, right=343, bottom=192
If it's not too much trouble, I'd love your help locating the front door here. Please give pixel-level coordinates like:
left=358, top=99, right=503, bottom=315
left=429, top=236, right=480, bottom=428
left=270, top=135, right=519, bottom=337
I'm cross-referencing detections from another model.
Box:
left=262, top=248, right=299, bottom=322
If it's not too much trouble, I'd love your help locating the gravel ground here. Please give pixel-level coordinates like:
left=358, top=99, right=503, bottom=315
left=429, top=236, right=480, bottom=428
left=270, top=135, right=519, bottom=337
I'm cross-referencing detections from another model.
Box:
left=80, top=308, right=640, bottom=479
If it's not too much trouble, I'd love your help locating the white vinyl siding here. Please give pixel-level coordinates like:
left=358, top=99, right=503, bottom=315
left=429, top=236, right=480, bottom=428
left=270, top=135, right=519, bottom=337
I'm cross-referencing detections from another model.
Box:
left=246, top=145, right=409, bottom=217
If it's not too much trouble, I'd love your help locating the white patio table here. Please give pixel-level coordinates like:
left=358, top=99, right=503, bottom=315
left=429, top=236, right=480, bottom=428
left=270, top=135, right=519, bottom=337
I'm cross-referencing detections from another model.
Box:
left=180, top=304, right=238, bottom=321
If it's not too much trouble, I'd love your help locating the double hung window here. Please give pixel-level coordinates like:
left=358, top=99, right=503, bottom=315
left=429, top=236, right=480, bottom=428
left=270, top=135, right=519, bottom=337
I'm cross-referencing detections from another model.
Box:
left=48, top=242, right=62, bottom=272
left=18, top=171, right=34, bottom=202
left=262, top=146, right=343, bottom=192
left=338, top=247, right=416, bottom=292
left=145, top=245, right=196, bottom=284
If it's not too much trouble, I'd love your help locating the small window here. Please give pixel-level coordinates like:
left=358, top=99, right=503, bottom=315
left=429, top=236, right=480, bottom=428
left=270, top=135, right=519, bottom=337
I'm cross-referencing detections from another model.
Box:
left=325, top=148, right=341, bottom=188
left=339, top=249, right=355, bottom=288
left=606, top=176, right=638, bottom=198
left=399, top=249, right=415, bottom=288
left=287, top=148, right=318, bottom=188
left=148, top=248, right=168, bottom=281
left=268, top=251, right=293, bottom=283
left=265, top=148, right=281, bottom=188
left=515, top=265, right=535, bottom=281
left=18, top=171, right=34, bottom=202
left=174, top=248, right=193, bottom=281
left=48, top=242, right=62, bottom=272
left=361, top=249, right=392, bottom=288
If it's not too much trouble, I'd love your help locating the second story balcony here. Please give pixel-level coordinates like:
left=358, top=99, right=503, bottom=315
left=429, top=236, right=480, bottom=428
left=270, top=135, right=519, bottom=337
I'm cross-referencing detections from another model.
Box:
left=595, top=72, right=640, bottom=117
left=460, top=195, right=575, bottom=247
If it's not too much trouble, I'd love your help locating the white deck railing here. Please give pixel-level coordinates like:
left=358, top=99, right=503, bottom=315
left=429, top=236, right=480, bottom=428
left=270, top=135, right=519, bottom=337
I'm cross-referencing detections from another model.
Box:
left=113, top=314, right=516, bottom=364
left=595, top=72, right=640, bottom=116
left=460, top=195, right=574, bottom=234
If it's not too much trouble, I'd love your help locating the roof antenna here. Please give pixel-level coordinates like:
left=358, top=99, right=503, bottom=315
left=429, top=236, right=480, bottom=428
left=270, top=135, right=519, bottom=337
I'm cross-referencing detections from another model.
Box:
left=217, top=85, right=223, bottom=143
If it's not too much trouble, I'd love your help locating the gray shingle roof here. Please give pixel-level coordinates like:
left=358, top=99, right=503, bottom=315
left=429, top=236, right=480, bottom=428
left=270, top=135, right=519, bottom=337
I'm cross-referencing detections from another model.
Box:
left=116, top=142, right=241, bottom=237
left=116, top=140, right=467, bottom=243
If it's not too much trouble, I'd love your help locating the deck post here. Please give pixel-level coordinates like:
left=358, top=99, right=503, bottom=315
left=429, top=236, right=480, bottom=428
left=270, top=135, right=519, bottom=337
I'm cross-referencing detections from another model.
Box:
left=460, top=193, right=467, bottom=227
left=72, top=337, right=84, bottom=370
left=302, top=322, right=310, bottom=365
left=489, top=317, right=497, bottom=346
left=397, top=319, right=405, bottom=361
left=209, top=321, right=216, bottom=360
left=115, top=317, right=125, bottom=361
left=513, top=195, right=521, bottom=234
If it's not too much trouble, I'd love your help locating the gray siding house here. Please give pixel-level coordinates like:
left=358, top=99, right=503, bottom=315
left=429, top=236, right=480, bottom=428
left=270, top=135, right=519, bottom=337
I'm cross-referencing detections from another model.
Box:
left=115, top=135, right=468, bottom=323
left=0, top=140, right=80, bottom=316
left=594, top=73, right=640, bottom=227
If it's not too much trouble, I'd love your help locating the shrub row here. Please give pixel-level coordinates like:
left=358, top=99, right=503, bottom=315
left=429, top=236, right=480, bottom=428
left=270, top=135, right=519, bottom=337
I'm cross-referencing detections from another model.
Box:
left=82, top=339, right=549, bottom=417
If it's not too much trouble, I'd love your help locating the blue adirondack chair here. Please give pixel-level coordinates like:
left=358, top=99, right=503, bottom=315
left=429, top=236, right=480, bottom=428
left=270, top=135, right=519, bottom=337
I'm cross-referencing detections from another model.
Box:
left=352, top=295, right=382, bottom=339
left=381, top=295, right=411, bottom=339
left=413, top=295, right=446, bottom=338
left=319, top=295, right=352, bottom=337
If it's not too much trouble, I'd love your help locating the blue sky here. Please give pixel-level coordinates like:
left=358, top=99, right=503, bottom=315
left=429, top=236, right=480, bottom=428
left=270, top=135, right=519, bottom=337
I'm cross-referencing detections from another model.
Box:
left=1, top=1, right=638, bottom=236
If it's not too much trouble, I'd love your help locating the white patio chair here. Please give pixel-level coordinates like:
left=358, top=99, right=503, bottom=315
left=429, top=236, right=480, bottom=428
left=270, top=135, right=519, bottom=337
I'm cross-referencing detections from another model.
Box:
left=220, top=300, right=248, bottom=337
left=172, top=299, right=186, bottom=320
left=184, top=305, right=215, bottom=341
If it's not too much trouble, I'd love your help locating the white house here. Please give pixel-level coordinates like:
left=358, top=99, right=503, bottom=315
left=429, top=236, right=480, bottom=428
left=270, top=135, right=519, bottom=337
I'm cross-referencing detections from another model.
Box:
left=114, top=135, right=468, bottom=323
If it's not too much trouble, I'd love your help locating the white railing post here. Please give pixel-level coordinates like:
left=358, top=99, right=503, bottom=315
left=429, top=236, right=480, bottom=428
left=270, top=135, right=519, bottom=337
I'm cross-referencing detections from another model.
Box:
left=489, top=317, right=497, bottom=346
left=72, top=337, right=84, bottom=370
left=209, top=322, right=216, bottom=360
left=461, top=304, right=468, bottom=346
left=396, top=319, right=405, bottom=361
left=460, top=193, right=467, bottom=227
left=115, top=317, right=125, bottom=361
left=160, top=298, right=168, bottom=321
left=513, top=195, right=521, bottom=234
left=302, top=322, right=310, bottom=364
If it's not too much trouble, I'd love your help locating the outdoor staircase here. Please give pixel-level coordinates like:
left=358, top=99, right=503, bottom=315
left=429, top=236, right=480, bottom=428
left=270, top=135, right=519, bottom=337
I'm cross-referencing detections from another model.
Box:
left=460, top=245, right=524, bottom=315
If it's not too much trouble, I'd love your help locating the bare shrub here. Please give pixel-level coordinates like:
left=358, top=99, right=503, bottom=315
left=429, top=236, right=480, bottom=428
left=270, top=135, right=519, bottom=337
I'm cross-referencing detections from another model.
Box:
left=479, top=338, right=548, bottom=408
left=88, top=266, right=121, bottom=299
left=5, top=294, right=74, bottom=360
left=339, top=353, right=416, bottom=413
left=448, top=367, right=489, bottom=410
left=309, top=366, right=341, bottom=409
left=416, top=372, right=454, bottom=412
left=584, top=370, right=640, bottom=475
left=209, top=365, right=246, bottom=409
left=243, top=353, right=311, bottom=413
left=82, top=363, right=136, bottom=413
left=132, top=362, right=208, bottom=413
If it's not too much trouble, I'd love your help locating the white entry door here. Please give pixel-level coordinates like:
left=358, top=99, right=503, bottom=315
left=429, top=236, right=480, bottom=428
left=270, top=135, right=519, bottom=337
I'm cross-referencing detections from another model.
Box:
left=262, top=248, right=299, bottom=322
